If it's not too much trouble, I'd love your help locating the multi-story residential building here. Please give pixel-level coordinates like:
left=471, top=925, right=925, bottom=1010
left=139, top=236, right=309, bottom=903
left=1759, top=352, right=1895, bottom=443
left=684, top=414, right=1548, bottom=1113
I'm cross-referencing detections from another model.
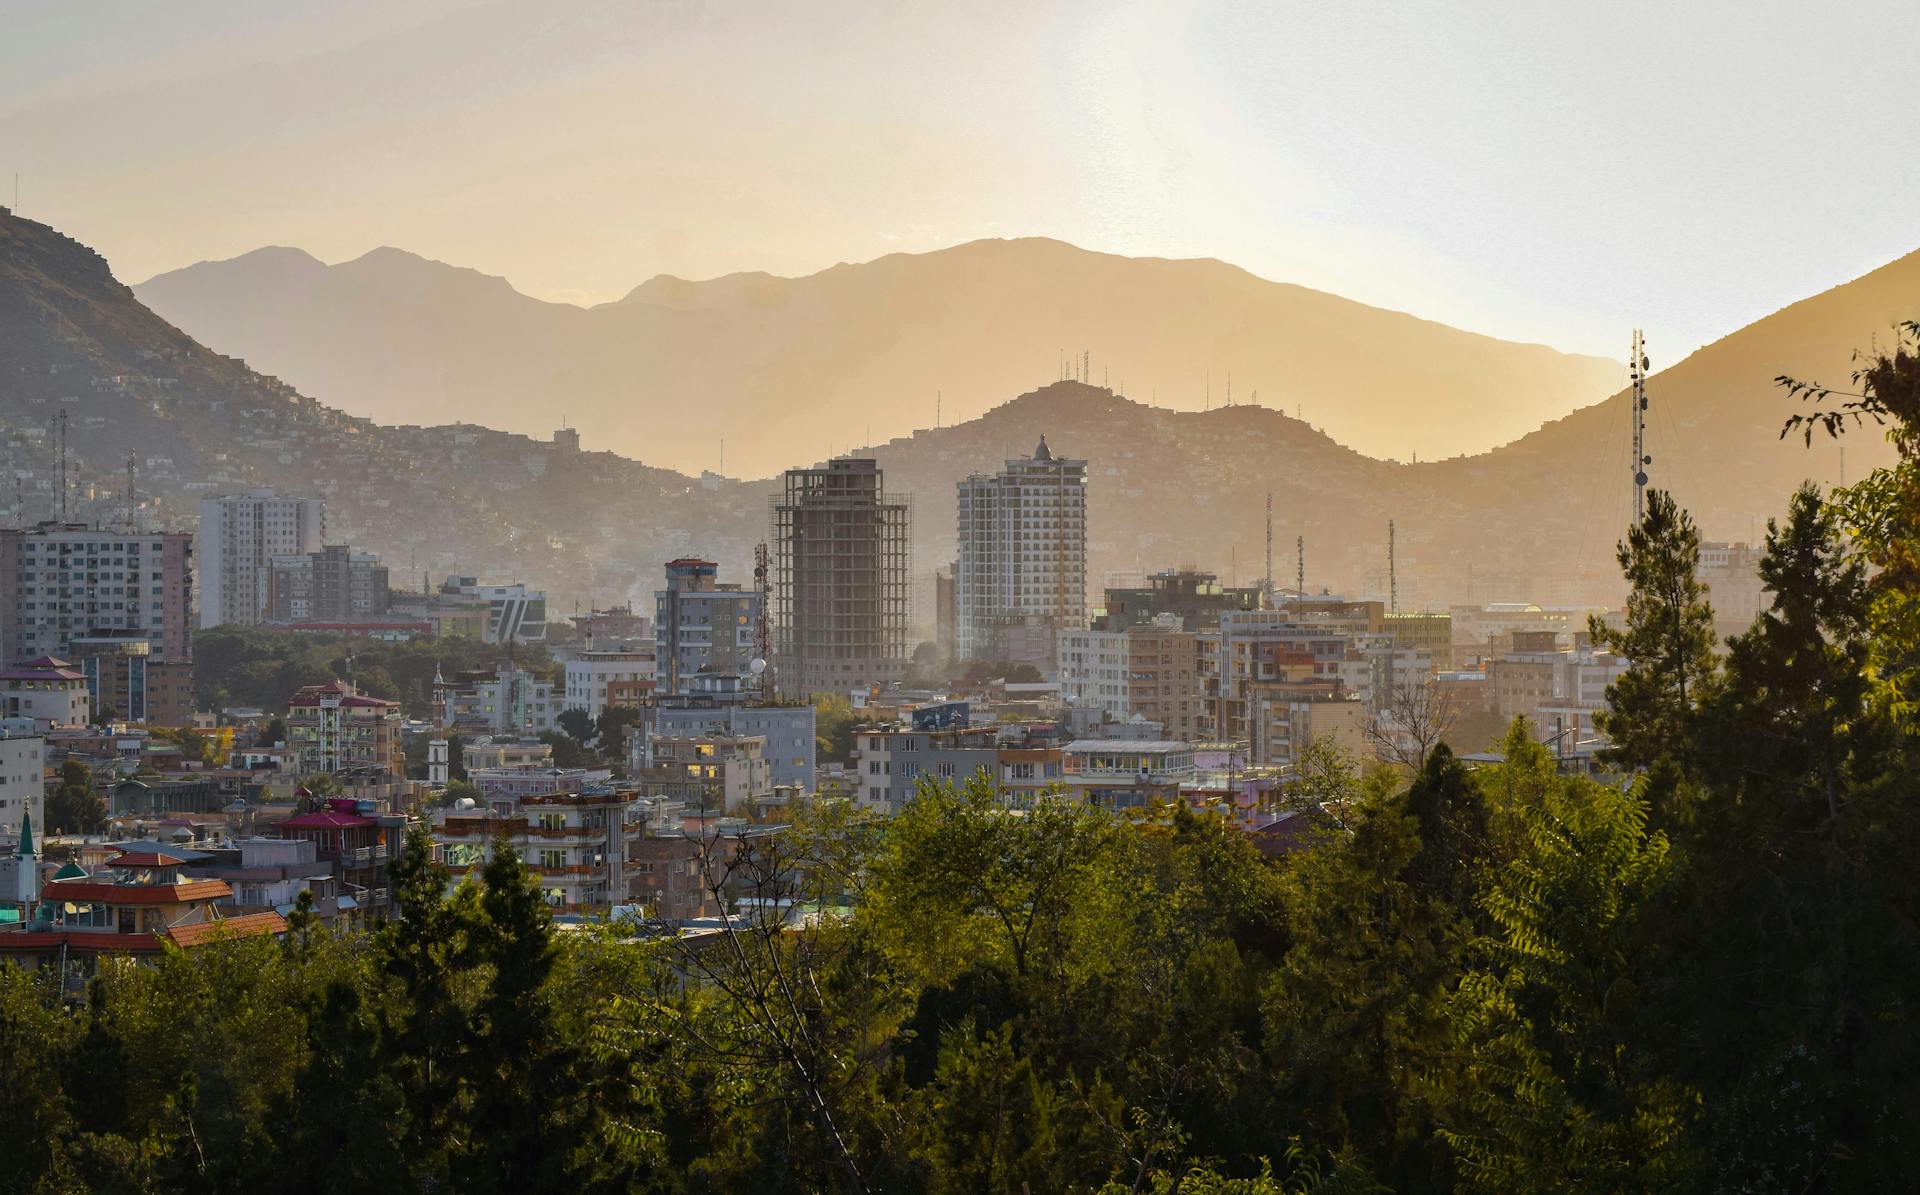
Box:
left=1100, top=569, right=1263, bottom=632
left=849, top=723, right=1003, bottom=813
left=570, top=603, right=652, bottom=648
left=0, top=657, right=90, bottom=726
left=956, top=436, right=1088, bottom=669
left=438, top=577, right=547, bottom=644
left=286, top=680, right=406, bottom=775
left=459, top=735, right=551, bottom=772
left=266, top=545, right=390, bottom=624
left=1060, top=738, right=1197, bottom=809
left=630, top=733, right=772, bottom=814
left=654, top=559, right=759, bottom=695
left=1488, top=643, right=1629, bottom=752
left=934, top=564, right=958, bottom=664
left=68, top=631, right=194, bottom=725
left=197, top=489, right=324, bottom=628
left=0, top=524, right=193, bottom=662
left=630, top=672, right=816, bottom=791
left=274, top=797, right=406, bottom=925
left=433, top=661, right=559, bottom=735
left=467, top=765, right=612, bottom=805
left=1245, top=680, right=1369, bottom=770
left=0, top=730, right=44, bottom=836
left=1698, top=539, right=1766, bottom=640
left=772, top=457, right=910, bottom=697
left=1058, top=620, right=1204, bottom=740
left=1384, top=611, right=1454, bottom=670
left=563, top=648, right=657, bottom=719
left=435, top=789, right=632, bottom=911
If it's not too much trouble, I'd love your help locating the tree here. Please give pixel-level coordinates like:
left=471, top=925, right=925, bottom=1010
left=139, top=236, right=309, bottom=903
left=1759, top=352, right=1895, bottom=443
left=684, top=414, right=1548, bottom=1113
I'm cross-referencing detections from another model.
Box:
left=556, top=707, right=596, bottom=749
left=539, top=730, right=587, bottom=770
left=595, top=704, right=642, bottom=758
left=1439, top=776, right=1695, bottom=1192
left=1587, top=489, right=1717, bottom=770
left=46, top=758, right=106, bottom=835
left=1366, top=677, right=1460, bottom=772
left=255, top=716, right=288, bottom=748
left=377, top=830, right=471, bottom=1187
left=812, top=692, right=859, bottom=764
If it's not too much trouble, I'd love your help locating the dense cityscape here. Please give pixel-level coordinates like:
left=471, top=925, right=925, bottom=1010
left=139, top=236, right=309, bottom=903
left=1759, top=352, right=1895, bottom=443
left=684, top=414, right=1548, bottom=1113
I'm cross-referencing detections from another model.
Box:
left=5, top=3, right=1920, bottom=1190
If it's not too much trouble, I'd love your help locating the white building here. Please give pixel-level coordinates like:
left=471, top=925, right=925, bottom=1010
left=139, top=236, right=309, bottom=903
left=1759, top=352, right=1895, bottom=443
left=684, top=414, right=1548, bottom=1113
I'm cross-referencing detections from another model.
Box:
left=956, top=436, right=1088, bottom=669
left=0, top=732, right=45, bottom=839
left=0, top=525, right=195, bottom=662
left=439, top=577, right=547, bottom=644
left=563, top=649, right=657, bottom=719
left=198, top=490, right=324, bottom=628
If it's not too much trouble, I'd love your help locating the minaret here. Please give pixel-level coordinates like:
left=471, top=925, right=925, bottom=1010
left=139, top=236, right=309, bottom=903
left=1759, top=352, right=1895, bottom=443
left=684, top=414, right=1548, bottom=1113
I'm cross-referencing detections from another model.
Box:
left=10, top=810, right=38, bottom=909
left=431, top=662, right=450, bottom=729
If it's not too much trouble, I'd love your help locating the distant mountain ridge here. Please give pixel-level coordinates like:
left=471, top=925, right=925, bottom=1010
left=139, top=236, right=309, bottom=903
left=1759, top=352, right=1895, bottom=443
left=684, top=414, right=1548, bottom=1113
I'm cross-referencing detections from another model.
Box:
left=135, top=236, right=1625, bottom=476
left=1, top=206, right=1906, bottom=623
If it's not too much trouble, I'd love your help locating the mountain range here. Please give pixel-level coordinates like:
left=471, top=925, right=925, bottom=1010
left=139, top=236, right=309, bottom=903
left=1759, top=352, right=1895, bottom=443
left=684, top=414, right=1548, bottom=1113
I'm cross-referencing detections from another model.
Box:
left=0, top=204, right=1903, bottom=629
left=133, top=238, right=1625, bottom=477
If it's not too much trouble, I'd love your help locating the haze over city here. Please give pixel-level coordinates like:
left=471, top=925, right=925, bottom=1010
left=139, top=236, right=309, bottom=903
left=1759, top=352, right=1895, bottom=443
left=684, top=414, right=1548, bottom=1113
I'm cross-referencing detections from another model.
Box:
left=1, top=4, right=1917, bottom=1191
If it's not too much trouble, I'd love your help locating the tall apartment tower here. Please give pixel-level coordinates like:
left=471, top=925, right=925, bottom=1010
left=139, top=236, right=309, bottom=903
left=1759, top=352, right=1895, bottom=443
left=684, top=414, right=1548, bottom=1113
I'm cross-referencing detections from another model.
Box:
left=771, top=457, right=911, bottom=698
left=0, top=524, right=194, bottom=662
left=956, top=435, right=1088, bottom=671
left=198, top=489, right=323, bottom=628
left=654, top=558, right=760, bottom=694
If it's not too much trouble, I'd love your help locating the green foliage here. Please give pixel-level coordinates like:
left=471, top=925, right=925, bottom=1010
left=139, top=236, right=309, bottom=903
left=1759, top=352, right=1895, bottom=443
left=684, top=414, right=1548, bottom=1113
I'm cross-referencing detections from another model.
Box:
left=194, top=625, right=555, bottom=718
left=46, top=757, right=106, bottom=835
left=811, top=691, right=859, bottom=763
left=1587, top=488, right=1718, bottom=770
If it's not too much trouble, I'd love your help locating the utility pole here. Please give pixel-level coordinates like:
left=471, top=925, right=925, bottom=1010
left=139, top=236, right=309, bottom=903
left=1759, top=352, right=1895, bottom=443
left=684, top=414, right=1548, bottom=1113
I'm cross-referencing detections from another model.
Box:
left=1630, top=329, right=1651, bottom=524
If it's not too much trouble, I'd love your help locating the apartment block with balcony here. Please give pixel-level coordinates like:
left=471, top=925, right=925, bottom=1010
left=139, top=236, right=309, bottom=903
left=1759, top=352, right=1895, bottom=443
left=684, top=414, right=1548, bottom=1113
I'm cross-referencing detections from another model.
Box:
left=955, top=436, right=1088, bottom=671
left=434, top=789, right=631, bottom=912
left=275, top=797, right=406, bottom=926
left=285, top=680, right=405, bottom=776
left=0, top=524, right=193, bottom=662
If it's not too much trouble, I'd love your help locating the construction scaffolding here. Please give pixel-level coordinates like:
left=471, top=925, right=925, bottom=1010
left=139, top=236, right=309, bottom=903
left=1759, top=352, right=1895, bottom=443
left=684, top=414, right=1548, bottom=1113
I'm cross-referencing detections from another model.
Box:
left=771, top=457, right=912, bottom=698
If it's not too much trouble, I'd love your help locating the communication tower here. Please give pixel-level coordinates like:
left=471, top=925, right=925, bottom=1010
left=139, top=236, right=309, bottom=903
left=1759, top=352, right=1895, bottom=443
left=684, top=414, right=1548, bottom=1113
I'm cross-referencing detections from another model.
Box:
left=1630, top=330, right=1651, bottom=523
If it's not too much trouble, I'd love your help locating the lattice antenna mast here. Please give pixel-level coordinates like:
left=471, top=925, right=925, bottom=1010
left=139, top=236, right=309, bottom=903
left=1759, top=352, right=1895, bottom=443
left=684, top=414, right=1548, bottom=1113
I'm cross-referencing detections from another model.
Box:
left=753, top=541, right=773, bottom=699
left=1263, top=493, right=1274, bottom=607
left=123, top=452, right=137, bottom=531
left=1388, top=520, right=1397, bottom=615
left=1295, top=535, right=1304, bottom=602
left=1630, top=329, right=1651, bottom=523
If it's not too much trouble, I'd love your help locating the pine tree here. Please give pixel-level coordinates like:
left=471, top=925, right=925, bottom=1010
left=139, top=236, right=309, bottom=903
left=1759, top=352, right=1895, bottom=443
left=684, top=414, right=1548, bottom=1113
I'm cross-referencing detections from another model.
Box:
left=1588, top=488, right=1718, bottom=769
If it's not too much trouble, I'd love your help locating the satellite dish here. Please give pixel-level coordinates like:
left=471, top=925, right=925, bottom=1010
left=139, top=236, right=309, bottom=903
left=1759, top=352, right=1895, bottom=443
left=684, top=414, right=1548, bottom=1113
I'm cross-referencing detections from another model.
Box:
left=749, top=658, right=767, bottom=675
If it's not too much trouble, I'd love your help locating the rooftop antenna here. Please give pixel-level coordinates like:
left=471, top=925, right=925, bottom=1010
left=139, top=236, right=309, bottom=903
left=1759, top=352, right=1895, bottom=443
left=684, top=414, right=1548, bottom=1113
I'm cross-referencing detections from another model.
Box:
left=1082, top=350, right=1089, bottom=383
left=1263, top=493, right=1274, bottom=607
left=1388, top=520, right=1398, bottom=615
left=122, top=451, right=136, bottom=531
left=753, top=541, right=773, bottom=699
left=936, top=390, right=942, bottom=428
left=1226, top=372, right=1232, bottom=406
left=1296, top=535, right=1305, bottom=603
left=1630, top=329, right=1651, bottom=524
left=719, top=438, right=725, bottom=474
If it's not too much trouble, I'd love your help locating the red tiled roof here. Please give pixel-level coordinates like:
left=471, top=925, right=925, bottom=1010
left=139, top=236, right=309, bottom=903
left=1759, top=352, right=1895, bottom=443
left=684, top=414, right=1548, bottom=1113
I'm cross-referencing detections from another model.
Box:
left=107, top=851, right=192, bottom=869
left=0, top=931, right=168, bottom=955
left=41, top=879, right=233, bottom=905
left=165, top=912, right=286, bottom=947
left=278, top=810, right=374, bottom=829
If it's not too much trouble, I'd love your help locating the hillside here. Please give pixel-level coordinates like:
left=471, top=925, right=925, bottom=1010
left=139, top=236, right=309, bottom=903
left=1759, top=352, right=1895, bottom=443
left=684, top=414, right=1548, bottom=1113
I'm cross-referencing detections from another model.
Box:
left=4, top=207, right=1907, bottom=630
left=134, top=237, right=1623, bottom=476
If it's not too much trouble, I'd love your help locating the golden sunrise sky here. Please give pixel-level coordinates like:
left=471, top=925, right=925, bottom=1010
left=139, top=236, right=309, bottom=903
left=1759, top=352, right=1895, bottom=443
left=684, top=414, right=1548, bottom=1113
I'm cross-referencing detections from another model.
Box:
left=4, top=0, right=1917, bottom=361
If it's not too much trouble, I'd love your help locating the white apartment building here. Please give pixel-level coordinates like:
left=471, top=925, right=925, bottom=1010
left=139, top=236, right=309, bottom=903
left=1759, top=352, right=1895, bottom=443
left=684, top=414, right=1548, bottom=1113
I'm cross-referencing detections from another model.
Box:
left=0, top=732, right=45, bottom=839
left=956, top=436, right=1088, bottom=670
left=439, top=577, right=548, bottom=644
left=198, top=490, right=324, bottom=628
left=0, top=526, right=195, bottom=662
left=563, top=649, right=657, bottom=719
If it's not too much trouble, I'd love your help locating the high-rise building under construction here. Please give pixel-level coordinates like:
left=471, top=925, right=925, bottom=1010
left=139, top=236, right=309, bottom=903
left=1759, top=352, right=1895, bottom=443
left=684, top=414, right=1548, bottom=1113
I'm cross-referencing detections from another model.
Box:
left=771, top=457, right=911, bottom=697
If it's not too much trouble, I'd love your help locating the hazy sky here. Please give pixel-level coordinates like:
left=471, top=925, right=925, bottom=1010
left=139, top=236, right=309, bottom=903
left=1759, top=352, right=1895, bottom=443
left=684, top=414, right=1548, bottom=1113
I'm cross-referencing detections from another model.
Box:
left=4, top=0, right=1916, bottom=362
